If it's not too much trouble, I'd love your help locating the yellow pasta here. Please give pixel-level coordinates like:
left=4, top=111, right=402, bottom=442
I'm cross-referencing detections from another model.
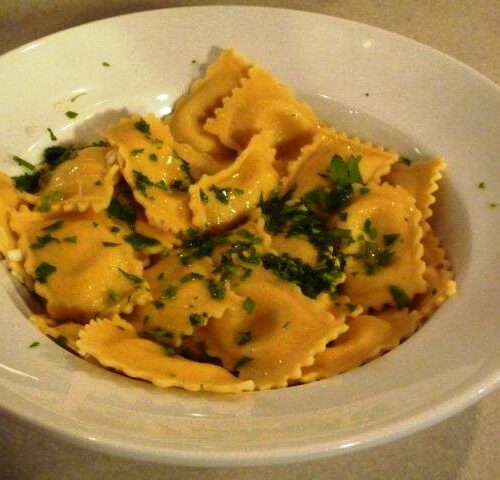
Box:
left=302, top=309, right=422, bottom=382
left=189, top=131, right=279, bottom=229
left=104, top=114, right=192, bottom=233
left=204, top=267, right=348, bottom=390
left=386, top=157, right=445, bottom=229
left=285, top=128, right=399, bottom=199
left=0, top=48, right=455, bottom=393
left=129, top=255, right=241, bottom=346
left=9, top=208, right=151, bottom=321
left=167, top=49, right=250, bottom=158
left=77, top=317, right=254, bottom=393
left=205, top=66, right=324, bottom=173
left=338, top=183, right=427, bottom=310
left=29, top=146, right=120, bottom=214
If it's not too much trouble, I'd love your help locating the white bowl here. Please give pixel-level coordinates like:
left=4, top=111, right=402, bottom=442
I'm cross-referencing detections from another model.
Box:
left=0, top=6, right=499, bottom=466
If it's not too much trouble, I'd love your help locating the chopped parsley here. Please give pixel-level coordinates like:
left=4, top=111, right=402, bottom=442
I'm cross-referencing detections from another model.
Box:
left=124, top=232, right=160, bottom=251
left=102, top=61, right=110, bottom=67
left=180, top=272, right=205, bottom=283
left=383, top=233, right=400, bottom=246
left=209, top=185, right=231, bottom=204
left=207, top=279, right=226, bottom=300
left=130, top=148, right=144, bottom=156
left=134, top=118, right=151, bottom=136
left=236, top=331, right=252, bottom=346
left=54, top=335, right=67, bottom=347
left=13, top=155, right=35, bottom=171
left=106, top=196, right=137, bottom=230
left=108, top=289, right=120, bottom=303
left=31, top=234, right=60, bottom=249
left=233, top=355, right=253, bottom=371
left=38, top=191, right=64, bottom=212
left=42, top=219, right=64, bottom=232
left=179, top=230, right=228, bottom=265
left=489, top=203, right=498, bottom=208
left=242, top=297, right=256, bottom=314
left=199, top=189, right=208, bottom=203
left=133, top=170, right=154, bottom=194
left=12, top=171, right=41, bottom=193
left=328, top=154, right=363, bottom=186
left=65, top=111, right=78, bottom=119
left=149, top=153, right=158, bottom=162
left=478, top=182, right=486, bottom=189
left=162, top=285, right=178, bottom=300
left=102, top=241, right=121, bottom=247
left=62, top=235, right=77, bottom=243
left=118, top=268, right=143, bottom=284
left=47, top=128, right=58, bottom=141
left=189, top=312, right=208, bottom=327
left=141, top=329, right=175, bottom=348
left=261, top=253, right=343, bottom=298
left=29, top=341, right=40, bottom=348
left=389, top=285, right=409, bottom=309
left=35, top=262, right=57, bottom=283
left=363, top=219, right=377, bottom=240
left=43, top=145, right=75, bottom=170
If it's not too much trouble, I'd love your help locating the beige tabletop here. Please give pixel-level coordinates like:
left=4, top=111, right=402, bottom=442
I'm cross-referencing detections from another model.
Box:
left=0, top=1, right=499, bottom=479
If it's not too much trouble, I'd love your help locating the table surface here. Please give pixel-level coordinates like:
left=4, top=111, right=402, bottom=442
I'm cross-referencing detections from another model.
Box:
left=0, top=1, right=499, bottom=479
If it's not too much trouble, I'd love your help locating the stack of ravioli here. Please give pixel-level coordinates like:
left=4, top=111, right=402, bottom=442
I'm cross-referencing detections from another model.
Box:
left=0, top=49, right=456, bottom=393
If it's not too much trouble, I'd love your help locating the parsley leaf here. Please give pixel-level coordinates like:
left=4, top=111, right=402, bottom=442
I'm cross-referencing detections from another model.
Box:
left=134, top=118, right=151, bottom=136
left=42, top=219, right=65, bottom=232
left=12, top=171, right=41, bottom=193
left=43, top=145, right=75, bottom=170
left=236, top=331, right=252, bottom=346
left=242, top=297, right=256, bottom=314
left=106, top=197, right=137, bottom=230
left=389, top=285, right=409, bottom=309
left=233, top=355, right=253, bottom=371
left=189, top=312, right=208, bottom=327
left=118, top=268, right=143, bottom=284
left=13, top=155, right=35, bottom=171
left=124, top=232, right=160, bottom=251
left=35, top=262, right=57, bottom=283
left=328, top=154, right=363, bottom=186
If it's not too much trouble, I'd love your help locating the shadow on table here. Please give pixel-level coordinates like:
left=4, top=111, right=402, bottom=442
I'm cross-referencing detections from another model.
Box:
left=0, top=403, right=480, bottom=480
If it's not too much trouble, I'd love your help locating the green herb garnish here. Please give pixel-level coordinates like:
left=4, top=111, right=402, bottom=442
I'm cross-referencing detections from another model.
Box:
left=62, top=235, right=77, bottom=243
left=12, top=171, right=41, bottom=193
left=242, top=297, right=256, bottom=314
left=29, top=341, right=40, bottom=348
left=118, top=268, right=143, bottom=284
left=31, top=234, right=60, bottom=249
left=207, top=279, right=226, bottom=300
left=134, top=118, right=151, bottom=136
left=189, top=312, right=208, bottom=327
left=13, top=155, right=35, bottom=171
left=383, top=233, right=400, bottom=246
left=102, top=241, right=121, bottom=247
left=42, top=219, right=64, bottom=232
left=47, top=128, right=58, bottom=141
left=233, top=356, right=253, bottom=371
left=209, top=185, right=231, bottom=204
left=106, top=196, right=137, bottom=230
left=180, top=272, right=205, bottom=283
left=236, top=331, right=252, bottom=346
left=54, top=335, right=67, bottom=347
left=43, top=145, right=75, bottom=170
left=108, top=289, right=120, bottom=303
left=35, top=262, right=57, bottom=283
left=124, top=232, right=160, bottom=251
left=328, top=154, right=363, bottom=186
left=65, top=111, right=78, bottom=119
left=199, top=189, right=208, bottom=203
left=389, top=285, right=409, bottom=309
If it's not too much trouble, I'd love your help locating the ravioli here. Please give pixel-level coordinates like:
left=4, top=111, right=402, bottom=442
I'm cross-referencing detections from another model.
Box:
left=32, top=146, right=120, bottom=214
left=129, top=255, right=240, bottom=346
left=189, top=132, right=279, bottom=229
left=302, top=309, right=421, bottom=382
left=285, top=128, right=399, bottom=199
left=204, top=267, right=348, bottom=390
left=77, top=316, right=254, bottom=393
left=204, top=66, right=324, bottom=173
left=338, top=183, right=427, bottom=310
left=9, top=208, right=150, bottom=321
left=167, top=49, right=250, bottom=158
left=104, top=114, right=192, bottom=232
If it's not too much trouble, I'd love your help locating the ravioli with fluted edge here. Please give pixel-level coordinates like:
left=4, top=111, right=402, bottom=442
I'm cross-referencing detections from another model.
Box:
left=0, top=48, right=455, bottom=393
